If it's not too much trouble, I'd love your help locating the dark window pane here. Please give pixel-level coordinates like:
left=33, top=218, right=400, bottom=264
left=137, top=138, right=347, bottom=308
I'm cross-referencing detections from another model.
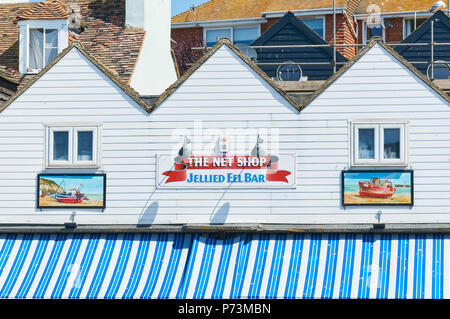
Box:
left=358, top=128, right=375, bottom=159
left=233, top=27, right=258, bottom=45
left=206, top=29, right=231, bottom=47
left=384, top=128, right=400, bottom=159
left=77, top=131, right=93, bottom=161
left=53, top=131, right=69, bottom=161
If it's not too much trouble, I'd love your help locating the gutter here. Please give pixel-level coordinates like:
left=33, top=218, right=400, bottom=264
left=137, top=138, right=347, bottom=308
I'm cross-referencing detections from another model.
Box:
left=171, top=8, right=347, bottom=28
left=0, top=223, right=449, bottom=234
left=171, top=17, right=268, bottom=29
left=261, top=8, right=345, bottom=18
left=354, top=10, right=432, bottom=20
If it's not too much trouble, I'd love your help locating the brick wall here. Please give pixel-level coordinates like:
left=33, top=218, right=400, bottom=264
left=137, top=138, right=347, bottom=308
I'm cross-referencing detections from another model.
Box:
left=325, top=14, right=358, bottom=60
left=357, top=18, right=404, bottom=44
left=171, top=27, right=204, bottom=75
left=385, top=17, right=404, bottom=43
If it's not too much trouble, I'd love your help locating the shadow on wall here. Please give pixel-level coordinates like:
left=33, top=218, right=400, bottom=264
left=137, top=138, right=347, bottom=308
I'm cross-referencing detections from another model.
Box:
left=137, top=201, right=159, bottom=226
left=210, top=202, right=230, bottom=224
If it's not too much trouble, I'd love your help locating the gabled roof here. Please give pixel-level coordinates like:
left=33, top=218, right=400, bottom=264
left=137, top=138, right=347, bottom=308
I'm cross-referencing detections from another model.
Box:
left=14, top=0, right=70, bottom=22
left=395, top=10, right=450, bottom=55
left=355, top=0, right=443, bottom=14
left=172, top=0, right=355, bottom=23
left=0, top=42, right=149, bottom=114
left=251, top=11, right=347, bottom=62
left=301, top=37, right=449, bottom=110
left=152, top=38, right=300, bottom=112
left=0, top=0, right=145, bottom=85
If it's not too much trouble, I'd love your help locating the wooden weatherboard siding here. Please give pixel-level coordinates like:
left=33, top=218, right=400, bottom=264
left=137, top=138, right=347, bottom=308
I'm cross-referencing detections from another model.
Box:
left=0, top=39, right=449, bottom=226
left=252, top=12, right=348, bottom=81
left=395, top=11, right=450, bottom=78
left=0, top=46, right=151, bottom=225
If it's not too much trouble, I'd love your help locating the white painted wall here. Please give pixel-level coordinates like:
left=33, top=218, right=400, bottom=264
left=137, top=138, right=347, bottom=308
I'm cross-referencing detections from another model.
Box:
left=128, top=0, right=177, bottom=96
left=0, top=43, right=449, bottom=226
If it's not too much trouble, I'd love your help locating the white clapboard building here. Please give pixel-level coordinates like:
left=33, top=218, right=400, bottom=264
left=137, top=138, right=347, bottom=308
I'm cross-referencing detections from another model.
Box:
left=0, top=37, right=448, bottom=299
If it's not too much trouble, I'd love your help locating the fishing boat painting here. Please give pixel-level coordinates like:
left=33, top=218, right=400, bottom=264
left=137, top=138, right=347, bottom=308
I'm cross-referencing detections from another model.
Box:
left=342, top=170, right=413, bottom=206
left=38, top=174, right=106, bottom=208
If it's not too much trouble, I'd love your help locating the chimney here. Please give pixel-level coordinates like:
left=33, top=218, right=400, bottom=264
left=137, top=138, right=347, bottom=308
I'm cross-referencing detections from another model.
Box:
left=126, top=0, right=177, bottom=96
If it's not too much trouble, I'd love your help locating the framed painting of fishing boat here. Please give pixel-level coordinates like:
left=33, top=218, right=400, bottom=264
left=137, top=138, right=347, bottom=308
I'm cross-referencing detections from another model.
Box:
left=342, top=170, right=413, bottom=206
left=37, top=174, right=106, bottom=209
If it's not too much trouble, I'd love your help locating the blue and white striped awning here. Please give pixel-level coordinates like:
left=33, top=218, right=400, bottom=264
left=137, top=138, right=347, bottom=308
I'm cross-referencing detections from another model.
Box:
left=0, top=233, right=447, bottom=299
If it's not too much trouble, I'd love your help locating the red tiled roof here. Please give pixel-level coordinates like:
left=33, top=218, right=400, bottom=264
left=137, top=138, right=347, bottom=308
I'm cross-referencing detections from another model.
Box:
left=355, top=0, right=441, bottom=14
left=15, top=0, right=70, bottom=22
left=0, top=0, right=145, bottom=85
left=171, top=0, right=351, bottom=23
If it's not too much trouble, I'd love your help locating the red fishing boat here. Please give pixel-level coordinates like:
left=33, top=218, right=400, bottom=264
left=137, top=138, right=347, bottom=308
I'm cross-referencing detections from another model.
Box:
left=359, top=178, right=396, bottom=198
left=54, top=187, right=85, bottom=204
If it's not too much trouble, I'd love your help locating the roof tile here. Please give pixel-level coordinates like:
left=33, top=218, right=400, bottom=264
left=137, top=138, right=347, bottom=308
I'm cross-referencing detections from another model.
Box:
left=171, top=0, right=349, bottom=23
left=15, top=0, right=70, bottom=22
left=0, top=0, right=145, bottom=85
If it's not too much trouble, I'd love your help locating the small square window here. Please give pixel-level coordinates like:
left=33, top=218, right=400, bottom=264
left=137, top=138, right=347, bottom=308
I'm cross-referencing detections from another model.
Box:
left=46, top=124, right=100, bottom=168
left=351, top=122, right=407, bottom=166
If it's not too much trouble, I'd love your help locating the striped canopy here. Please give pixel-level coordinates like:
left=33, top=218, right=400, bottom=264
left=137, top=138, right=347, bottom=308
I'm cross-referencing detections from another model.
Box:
left=0, top=233, right=446, bottom=299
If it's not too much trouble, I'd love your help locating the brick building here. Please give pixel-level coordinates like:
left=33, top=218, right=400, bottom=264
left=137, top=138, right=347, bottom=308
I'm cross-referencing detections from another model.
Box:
left=171, top=0, right=447, bottom=75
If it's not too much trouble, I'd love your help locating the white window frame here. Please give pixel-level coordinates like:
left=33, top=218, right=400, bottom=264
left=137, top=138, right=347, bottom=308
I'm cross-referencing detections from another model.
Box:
left=48, top=126, right=73, bottom=167
left=403, top=17, right=428, bottom=39
left=73, top=127, right=99, bottom=167
left=350, top=121, right=408, bottom=167
left=45, top=123, right=101, bottom=168
left=28, top=27, right=59, bottom=72
left=204, top=25, right=261, bottom=46
left=353, top=123, right=379, bottom=165
left=18, top=19, right=68, bottom=75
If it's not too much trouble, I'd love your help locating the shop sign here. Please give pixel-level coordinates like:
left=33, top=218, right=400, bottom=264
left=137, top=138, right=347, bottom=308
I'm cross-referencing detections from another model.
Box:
left=157, top=155, right=296, bottom=188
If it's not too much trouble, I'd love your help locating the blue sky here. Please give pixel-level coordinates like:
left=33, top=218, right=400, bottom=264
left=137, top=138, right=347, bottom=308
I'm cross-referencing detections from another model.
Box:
left=344, top=172, right=412, bottom=186
left=172, top=0, right=209, bottom=16
left=43, top=176, right=104, bottom=194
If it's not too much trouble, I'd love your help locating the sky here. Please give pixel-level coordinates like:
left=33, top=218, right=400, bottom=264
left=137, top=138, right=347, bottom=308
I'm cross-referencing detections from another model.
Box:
left=43, top=176, right=105, bottom=194
left=344, top=172, right=412, bottom=186
left=172, top=0, right=209, bottom=16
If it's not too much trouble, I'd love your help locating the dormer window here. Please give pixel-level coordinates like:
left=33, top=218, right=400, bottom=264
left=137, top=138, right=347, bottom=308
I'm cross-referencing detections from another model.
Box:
left=18, top=20, right=68, bottom=74
left=15, top=0, right=71, bottom=74
left=29, top=28, right=59, bottom=71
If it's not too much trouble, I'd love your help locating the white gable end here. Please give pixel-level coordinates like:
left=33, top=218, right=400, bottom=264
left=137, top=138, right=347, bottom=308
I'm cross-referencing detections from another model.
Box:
left=2, top=47, right=147, bottom=118
left=154, top=45, right=299, bottom=116
left=305, top=43, right=448, bottom=110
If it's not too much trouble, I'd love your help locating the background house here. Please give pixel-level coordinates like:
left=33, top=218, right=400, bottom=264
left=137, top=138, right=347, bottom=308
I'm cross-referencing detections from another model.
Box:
left=171, top=0, right=361, bottom=75
left=395, top=10, right=450, bottom=80
left=354, top=0, right=450, bottom=44
left=171, top=0, right=450, bottom=77
left=251, top=12, right=348, bottom=81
